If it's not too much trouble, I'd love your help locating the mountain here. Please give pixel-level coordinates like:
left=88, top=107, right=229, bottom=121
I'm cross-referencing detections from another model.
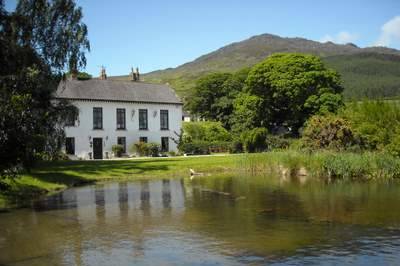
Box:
left=112, top=33, right=400, bottom=99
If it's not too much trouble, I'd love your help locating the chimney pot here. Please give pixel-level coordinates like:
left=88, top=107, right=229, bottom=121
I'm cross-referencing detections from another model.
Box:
left=100, top=66, right=107, bottom=80
left=135, top=67, right=140, bottom=81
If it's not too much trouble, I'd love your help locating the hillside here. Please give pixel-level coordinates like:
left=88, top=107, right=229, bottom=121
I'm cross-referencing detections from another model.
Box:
left=112, top=33, right=400, bottom=99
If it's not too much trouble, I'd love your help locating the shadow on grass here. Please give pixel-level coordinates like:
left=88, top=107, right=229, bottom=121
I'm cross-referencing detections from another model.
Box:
left=32, top=159, right=177, bottom=183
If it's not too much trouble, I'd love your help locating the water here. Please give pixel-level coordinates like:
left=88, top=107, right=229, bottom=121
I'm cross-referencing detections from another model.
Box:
left=1, top=175, right=400, bottom=265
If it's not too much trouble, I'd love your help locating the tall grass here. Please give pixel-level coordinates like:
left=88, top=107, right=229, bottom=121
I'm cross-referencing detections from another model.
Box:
left=237, top=150, right=400, bottom=180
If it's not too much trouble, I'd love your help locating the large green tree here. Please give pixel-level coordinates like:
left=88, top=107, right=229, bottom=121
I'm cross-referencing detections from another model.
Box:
left=187, top=68, right=249, bottom=129
left=0, top=0, right=89, bottom=178
left=244, top=53, right=344, bottom=134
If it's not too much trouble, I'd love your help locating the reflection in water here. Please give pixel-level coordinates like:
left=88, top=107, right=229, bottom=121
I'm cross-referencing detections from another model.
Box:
left=1, top=176, right=400, bottom=265
left=95, top=184, right=105, bottom=223
left=162, top=179, right=171, bottom=209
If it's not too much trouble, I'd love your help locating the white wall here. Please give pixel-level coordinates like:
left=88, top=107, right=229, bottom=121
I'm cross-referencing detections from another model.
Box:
left=65, top=100, right=182, bottom=159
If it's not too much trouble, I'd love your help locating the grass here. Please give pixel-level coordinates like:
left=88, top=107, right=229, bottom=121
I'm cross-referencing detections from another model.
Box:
left=2, top=151, right=400, bottom=208
left=238, top=151, right=400, bottom=180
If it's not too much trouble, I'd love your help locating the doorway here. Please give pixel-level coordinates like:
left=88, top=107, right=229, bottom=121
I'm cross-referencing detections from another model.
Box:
left=93, top=138, right=103, bottom=159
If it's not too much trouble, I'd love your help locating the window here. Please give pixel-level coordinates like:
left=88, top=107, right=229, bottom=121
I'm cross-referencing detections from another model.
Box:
left=65, top=137, right=75, bottom=155
left=116, top=108, right=126, bottom=129
left=139, top=109, right=148, bottom=130
left=139, top=136, right=148, bottom=143
left=161, top=137, right=169, bottom=152
left=160, top=110, right=169, bottom=130
left=117, top=137, right=126, bottom=153
left=66, top=112, right=77, bottom=127
left=93, top=107, right=103, bottom=129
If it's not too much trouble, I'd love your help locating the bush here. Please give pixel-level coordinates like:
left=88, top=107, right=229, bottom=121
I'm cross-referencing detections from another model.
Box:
left=229, top=139, right=243, bottom=153
left=180, top=141, right=210, bottom=155
left=341, top=100, right=400, bottom=151
left=265, top=135, right=291, bottom=150
left=301, top=115, right=357, bottom=151
left=241, top=128, right=268, bottom=153
left=182, top=121, right=232, bottom=143
left=130, top=141, right=149, bottom=156
left=147, top=143, right=160, bottom=157
left=167, top=151, right=177, bottom=157
left=112, top=144, right=124, bottom=157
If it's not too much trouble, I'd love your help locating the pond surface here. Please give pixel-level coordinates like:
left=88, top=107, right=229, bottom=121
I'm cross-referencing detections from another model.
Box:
left=1, top=175, right=400, bottom=265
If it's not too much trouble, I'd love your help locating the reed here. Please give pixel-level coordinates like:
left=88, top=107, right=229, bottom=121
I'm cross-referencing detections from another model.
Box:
left=237, top=150, right=400, bottom=180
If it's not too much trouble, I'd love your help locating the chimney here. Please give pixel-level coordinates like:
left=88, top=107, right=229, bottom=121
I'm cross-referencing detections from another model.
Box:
left=135, top=67, right=140, bottom=81
left=100, top=66, right=107, bottom=80
left=70, top=69, right=78, bottom=80
left=131, top=67, right=137, bottom=81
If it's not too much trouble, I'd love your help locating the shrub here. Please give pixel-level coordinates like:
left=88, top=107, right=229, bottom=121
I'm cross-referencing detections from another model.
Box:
left=301, top=115, right=357, bottom=151
left=130, top=141, right=149, bottom=156
left=180, top=141, right=210, bottom=155
left=341, top=100, right=400, bottom=151
left=229, top=139, right=243, bottom=153
left=265, top=135, right=291, bottom=150
left=182, top=121, right=232, bottom=143
left=112, top=144, right=124, bottom=157
left=386, top=133, right=400, bottom=157
left=147, top=143, right=160, bottom=157
left=167, top=151, right=177, bottom=157
left=241, top=128, right=268, bottom=153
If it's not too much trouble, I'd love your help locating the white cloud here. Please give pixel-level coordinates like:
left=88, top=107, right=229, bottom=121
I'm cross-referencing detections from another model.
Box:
left=374, top=16, right=400, bottom=47
left=319, top=31, right=359, bottom=44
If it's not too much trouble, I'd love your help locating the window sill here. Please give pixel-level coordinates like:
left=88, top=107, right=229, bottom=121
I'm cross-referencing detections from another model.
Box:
left=116, top=128, right=127, bottom=131
left=139, top=129, right=149, bottom=131
left=160, top=128, right=169, bottom=131
left=93, top=128, right=104, bottom=130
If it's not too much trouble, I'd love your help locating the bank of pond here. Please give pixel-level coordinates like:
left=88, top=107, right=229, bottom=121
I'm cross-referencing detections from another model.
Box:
left=1, top=150, right=400, bottom=210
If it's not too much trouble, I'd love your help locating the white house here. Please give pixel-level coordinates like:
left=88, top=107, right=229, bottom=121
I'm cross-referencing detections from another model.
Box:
left=55, top=68, right=182, bottom=159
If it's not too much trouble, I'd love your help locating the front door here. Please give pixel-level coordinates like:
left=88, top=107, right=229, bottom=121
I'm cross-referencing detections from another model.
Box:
left=93, top=138, right=103, bottom=159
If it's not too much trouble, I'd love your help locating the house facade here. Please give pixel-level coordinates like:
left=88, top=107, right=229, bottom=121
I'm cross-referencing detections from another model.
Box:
left=55, top=69, right=182, bottom=159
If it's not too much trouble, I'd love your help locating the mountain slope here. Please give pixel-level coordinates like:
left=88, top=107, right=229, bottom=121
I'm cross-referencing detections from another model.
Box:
left=113, top=33, right=400, bottom=99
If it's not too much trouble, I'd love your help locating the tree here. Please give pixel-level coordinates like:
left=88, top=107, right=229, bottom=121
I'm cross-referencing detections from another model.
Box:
left=0, top=0, right=89, bottom=178
left=241, top=127, right=268, bottom=153
left=230, top=92, right=264, bottom=134
left=187, top=68, right=249, bottom=129
left=245, top=53, right=344, bottom=134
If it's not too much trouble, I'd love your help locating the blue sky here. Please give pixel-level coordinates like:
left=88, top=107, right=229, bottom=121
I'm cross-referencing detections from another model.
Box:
left=5, top=0, right=400, bottom=76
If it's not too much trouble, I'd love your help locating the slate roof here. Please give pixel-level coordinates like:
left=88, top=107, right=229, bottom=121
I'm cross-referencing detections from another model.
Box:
left=55, top=79, right=182, bottom=104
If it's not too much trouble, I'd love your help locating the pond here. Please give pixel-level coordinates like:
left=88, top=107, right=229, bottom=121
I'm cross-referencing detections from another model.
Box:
left=1, top=175, right=400, bottom=265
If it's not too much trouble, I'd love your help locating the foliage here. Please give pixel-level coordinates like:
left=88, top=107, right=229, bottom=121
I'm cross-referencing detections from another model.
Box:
left=0, top=0, right=89, bottom=180
left=324, top=53, right=400, bottom=99
left=182, top=121, right=232, bottom=143
left=245, top=53, right=343, bottom=133
left=147, top=143, right=161, bottom=157
left=186, top=69, right=249, bottom=128
left=180, top=141, right=211, bottom=155
left=341, top=100, right=400, bottom=152
left=301, top=115, right=357, bottom=151
left=229, top=139, right=243, bottom=154
left=230, top=92, right=264, bottom=134
left=241, top=128, right=268, bottom=153
left=130, top=141, right=149, bottom=156
left=77, top=72, right=92, bottom=80
left=265, top=135, right=291, bottom=150
left=112, top=145, right=124, bottom=157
